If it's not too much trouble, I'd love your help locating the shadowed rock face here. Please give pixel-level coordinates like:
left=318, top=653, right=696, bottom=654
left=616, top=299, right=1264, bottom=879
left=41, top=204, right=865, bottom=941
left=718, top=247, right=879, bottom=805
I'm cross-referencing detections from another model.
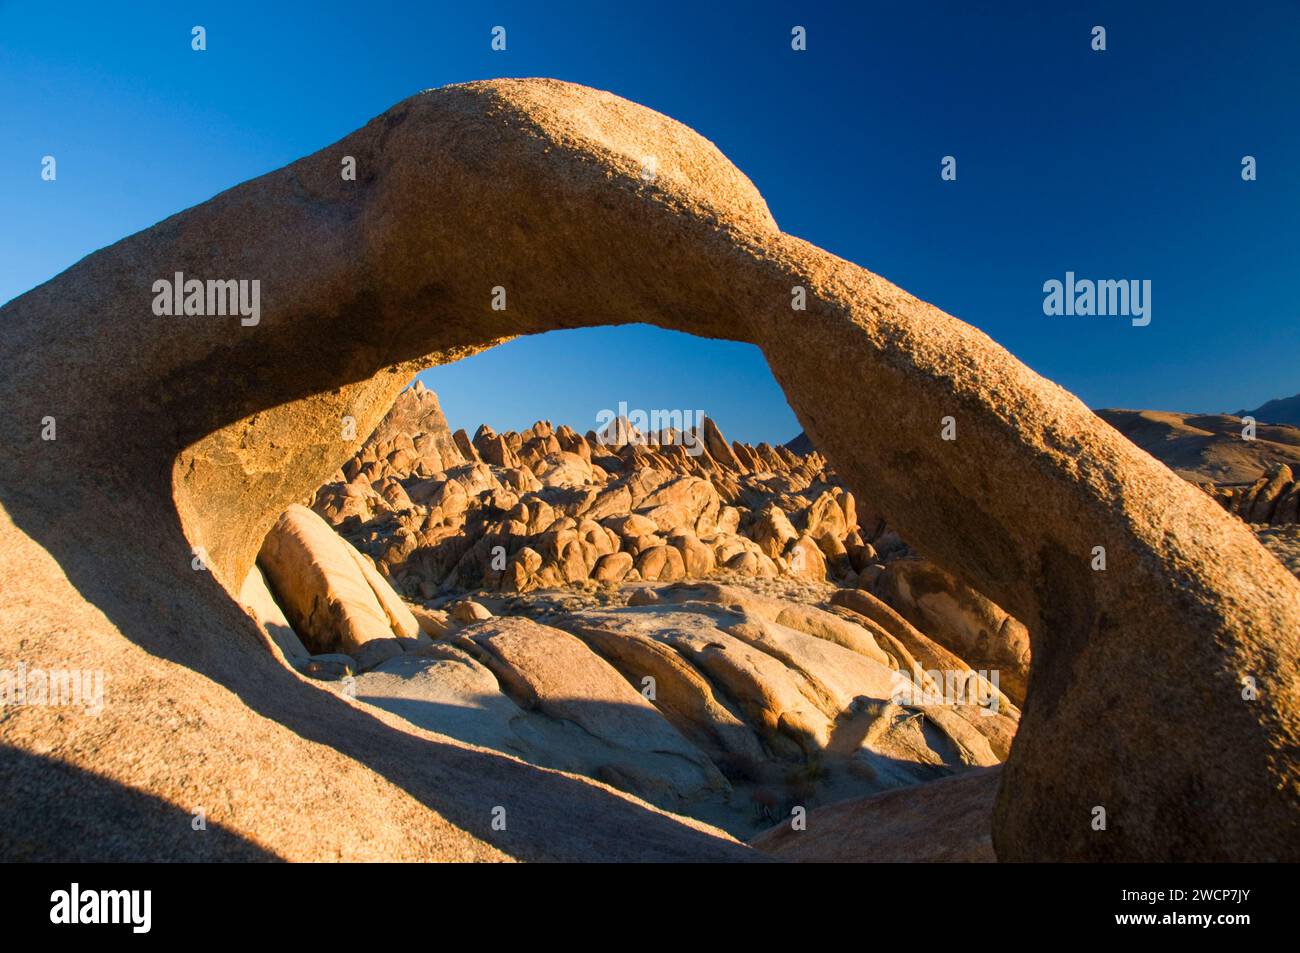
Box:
left=751, top=766, right=1002, bottom=863
left=1, top=78, right=1298, bottom=861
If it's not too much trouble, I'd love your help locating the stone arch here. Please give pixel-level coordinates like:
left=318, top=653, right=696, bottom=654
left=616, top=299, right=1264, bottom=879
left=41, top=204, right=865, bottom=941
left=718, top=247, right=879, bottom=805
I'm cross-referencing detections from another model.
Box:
left=1, top=79, right=1297, bottom=860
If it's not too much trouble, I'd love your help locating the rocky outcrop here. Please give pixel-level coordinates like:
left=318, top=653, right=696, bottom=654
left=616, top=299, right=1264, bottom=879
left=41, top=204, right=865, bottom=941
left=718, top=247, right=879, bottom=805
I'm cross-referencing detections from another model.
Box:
left=1206, top=463, right=1300, bottom=527
left=351, top=626, right=730, bottom=815
left=231, top=487, right=1017, bottom=833
left=871, top=557, right=1032, bottom=705
left=2, top=78, right=1298, bottom=861
left=331, top=581, right=1017, bottom=835
left=313, top=396, right=870, bottom=597
left=555, top=592, right=1012, bottom=817
left=458, top=617, right=729, bottom=809
left=355, top=380, right=463, bottom=477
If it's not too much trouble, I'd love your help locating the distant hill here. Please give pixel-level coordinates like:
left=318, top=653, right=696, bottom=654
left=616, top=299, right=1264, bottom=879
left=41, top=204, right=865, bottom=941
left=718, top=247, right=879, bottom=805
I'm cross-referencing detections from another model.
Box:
left=784, top=431, right=815, bottom=456
left=1093, top=409, right=1300, bottom=484
left=1235, top=393, right=1300, bottom=428
left=787, top=407, right=1300, bottom=486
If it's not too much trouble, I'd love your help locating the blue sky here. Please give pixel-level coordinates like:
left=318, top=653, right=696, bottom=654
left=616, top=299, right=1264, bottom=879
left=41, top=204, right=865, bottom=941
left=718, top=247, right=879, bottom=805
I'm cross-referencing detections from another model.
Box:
left=3, top=2, right=1298, bottom=443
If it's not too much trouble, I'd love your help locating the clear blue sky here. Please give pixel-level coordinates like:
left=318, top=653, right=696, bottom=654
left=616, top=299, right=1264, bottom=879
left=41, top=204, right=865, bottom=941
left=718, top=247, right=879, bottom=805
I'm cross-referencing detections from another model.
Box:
left=4, top=2, right=1298, bottom=443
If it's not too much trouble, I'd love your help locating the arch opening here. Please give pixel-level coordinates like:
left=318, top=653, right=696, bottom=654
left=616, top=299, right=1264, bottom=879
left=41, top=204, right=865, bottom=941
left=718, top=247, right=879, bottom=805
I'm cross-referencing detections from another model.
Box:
left=235, top=329, right=1027, bottom=845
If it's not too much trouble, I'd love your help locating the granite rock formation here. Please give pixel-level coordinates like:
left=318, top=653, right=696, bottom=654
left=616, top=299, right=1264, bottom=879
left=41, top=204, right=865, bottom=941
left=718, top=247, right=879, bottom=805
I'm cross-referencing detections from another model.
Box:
left=279, top=395, right=1021, bottom=836
left=2, top=78, right=1298, bottom=861
left=313, top=387, right=884, bottom=597
left=1205, top=463, right=1300, bottom=527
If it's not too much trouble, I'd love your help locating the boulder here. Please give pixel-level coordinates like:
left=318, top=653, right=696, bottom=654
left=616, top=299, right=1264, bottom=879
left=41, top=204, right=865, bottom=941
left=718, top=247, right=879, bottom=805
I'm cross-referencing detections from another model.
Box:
left=256, top=505, right=406, bottom=667
left=297, top=654, right=357, bottom=681
left=566, top=607, right=833, bottom=755
left=874, top=557, right=1031, bottom=705
left=634, top=545, right=686, bottom=582
left=592, top=551, right=634, bottom=583
left=562, top=620, right=768, bottom=769
left=239, top=565, right=309, bottom=661
left=461, top=618, right=729, bottom=807
left=784, top=533, right=828, bottom=580
left=352, top=646, right=533, bottom=757
left=668, top=532, right=716, bottom=578
left=450, top=599, right=493, bottom=623
left=1247, top=464, right=1294, bottom=524
left=830, top=587, right=1016, bottom=718
left=752, top=505, right=798, bottom=560
left=659, top=583, right=892, bottom=667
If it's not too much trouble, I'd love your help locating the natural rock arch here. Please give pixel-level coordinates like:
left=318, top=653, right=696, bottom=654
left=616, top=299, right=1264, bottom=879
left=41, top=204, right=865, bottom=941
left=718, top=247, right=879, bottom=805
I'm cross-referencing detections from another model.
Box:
left=1, top=79, right=1297, bottom=861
